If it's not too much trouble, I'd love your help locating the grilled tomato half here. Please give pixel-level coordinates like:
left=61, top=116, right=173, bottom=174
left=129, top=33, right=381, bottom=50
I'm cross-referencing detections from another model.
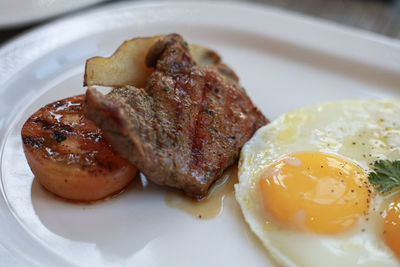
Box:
left=21, top=95, right=138, bottom=201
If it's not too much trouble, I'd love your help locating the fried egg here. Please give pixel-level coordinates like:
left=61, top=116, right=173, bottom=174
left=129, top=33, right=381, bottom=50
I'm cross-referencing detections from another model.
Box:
left=235, top=99, right=400, bottom=266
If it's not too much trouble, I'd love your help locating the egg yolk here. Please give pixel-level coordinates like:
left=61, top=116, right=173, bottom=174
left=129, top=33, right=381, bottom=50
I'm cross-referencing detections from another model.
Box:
left=259, top=152, right=370, bottom=234
left=383, top=199, right=400, bottom=259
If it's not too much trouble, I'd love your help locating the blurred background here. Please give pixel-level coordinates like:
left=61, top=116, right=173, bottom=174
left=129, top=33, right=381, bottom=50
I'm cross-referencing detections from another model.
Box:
left=0, top=0, right=399, bottom=46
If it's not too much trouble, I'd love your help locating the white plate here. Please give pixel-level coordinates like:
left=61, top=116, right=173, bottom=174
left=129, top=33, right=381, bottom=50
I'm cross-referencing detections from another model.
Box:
left=0, top=1, right=400, bottom=266
left=0, top=0, right=106, bottom=29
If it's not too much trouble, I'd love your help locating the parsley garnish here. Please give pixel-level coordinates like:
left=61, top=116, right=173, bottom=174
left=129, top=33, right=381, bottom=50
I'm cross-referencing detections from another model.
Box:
left=368, top=160, right=400, bottom=193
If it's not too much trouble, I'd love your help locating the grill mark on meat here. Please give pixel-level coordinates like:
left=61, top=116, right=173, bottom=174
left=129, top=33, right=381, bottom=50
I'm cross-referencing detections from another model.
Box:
left=190, top=75, right=209, bottom=167
left=174, top=75, right=186, bottom=129
left=217, top=77, right=234, bottom=171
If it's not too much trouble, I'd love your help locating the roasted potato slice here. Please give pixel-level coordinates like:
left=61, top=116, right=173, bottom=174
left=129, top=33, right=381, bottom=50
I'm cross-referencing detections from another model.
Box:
left=84, top=35, right=221, bottom=88
left=84, top=35, right=164, bottom=88
left=190, top=44, right=221, bottom=66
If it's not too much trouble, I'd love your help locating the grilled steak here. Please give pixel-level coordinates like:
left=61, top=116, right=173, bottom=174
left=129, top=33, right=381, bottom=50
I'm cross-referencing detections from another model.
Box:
left=84, top=34, right=268, bottom=197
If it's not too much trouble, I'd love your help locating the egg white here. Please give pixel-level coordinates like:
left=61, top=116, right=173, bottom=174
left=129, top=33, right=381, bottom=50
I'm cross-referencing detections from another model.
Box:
left=235, top=99, right=400, bottom=267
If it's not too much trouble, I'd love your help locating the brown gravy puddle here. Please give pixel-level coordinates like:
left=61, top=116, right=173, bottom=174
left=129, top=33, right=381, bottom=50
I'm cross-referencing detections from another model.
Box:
left=165, top=165, right=238, bottom=219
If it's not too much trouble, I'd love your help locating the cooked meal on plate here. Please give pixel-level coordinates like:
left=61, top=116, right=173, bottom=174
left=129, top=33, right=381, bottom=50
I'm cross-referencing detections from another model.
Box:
left=20, top=33, right=400, bottom=266
left=236, top=100, right=400, bottom=266
left=21, top=33, right=267, bottom=199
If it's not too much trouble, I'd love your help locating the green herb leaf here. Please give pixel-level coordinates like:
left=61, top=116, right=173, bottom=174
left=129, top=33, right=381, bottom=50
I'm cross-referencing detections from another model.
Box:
left=368, top=160, right=400, bottom=193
